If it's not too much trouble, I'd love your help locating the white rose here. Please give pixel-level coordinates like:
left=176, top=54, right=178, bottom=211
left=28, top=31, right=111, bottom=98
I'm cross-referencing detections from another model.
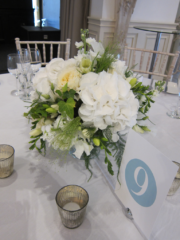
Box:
left=36, top=78, right=51, bottom=95
left=56, top=66, right=81, bottom=91
left=46, top=58, right=65, bottom=84
left=33, top=69, right=48, bottom=88
left=30, top=91, right=39, bottom=101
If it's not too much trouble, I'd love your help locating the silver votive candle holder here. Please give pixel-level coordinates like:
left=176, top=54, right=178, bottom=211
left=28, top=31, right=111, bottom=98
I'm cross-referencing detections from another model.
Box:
left=168, top=161, right=180, bottom=196
left=0, top=144, right=14, bottom=178
left=55, top=185, right=89, bottom=229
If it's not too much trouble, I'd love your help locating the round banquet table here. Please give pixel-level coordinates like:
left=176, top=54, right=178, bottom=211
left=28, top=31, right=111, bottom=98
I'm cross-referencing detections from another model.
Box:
left=0, top=73, right=180, bottom=240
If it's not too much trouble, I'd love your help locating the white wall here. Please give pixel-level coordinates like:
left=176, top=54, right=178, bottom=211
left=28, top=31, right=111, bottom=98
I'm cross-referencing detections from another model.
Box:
left=131, top=0, right=179, bottom=23
left=90, top=0, right=104, bottom=18
left=90, top=0, right=115, bottom=19
left=90, top=0, right=179, bottom=23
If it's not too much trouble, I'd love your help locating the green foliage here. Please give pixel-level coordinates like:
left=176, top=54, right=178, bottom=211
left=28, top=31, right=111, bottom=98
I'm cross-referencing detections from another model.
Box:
left=55, top=89, right=76, bottom=100
left=80, top=29, right=89, bottom=54
left=58, top=98, right=75, bottom=119
left=155, top=80, right=165, bottom=92
left=93, top=43, right=118, bottom=73
left=62, top=83, right=68, bottom=92
left=125, top=64, right=137, bottom=78
left=81, top=147, right=101, bottom=181
left=51, top=117, right=81, bottom=151
left=29, top=133, right=46, bottom=155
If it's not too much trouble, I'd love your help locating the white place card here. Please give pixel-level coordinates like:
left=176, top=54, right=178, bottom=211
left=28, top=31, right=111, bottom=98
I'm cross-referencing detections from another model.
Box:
left=115, top=129, right=178, bottom=239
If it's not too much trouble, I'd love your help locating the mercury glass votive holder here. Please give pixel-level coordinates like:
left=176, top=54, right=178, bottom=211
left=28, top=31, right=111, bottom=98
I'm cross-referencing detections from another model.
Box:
left=55, top=185, right=89, bottom=229
left=0, top=144, right=14, bottom=178
left=168, top=161, right=180, bottom=196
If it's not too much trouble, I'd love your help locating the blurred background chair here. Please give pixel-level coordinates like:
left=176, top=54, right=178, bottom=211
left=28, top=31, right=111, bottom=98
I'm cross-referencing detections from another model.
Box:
left=15, top=38, right=71, bottom=66
left=124, top=46, right=179, bottom=86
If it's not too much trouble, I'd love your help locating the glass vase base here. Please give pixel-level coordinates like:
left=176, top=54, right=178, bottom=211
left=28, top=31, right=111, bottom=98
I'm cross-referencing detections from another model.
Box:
left=20, top=94, right=31, bottom=101
left=167, top=111, right=180, bottom=119
left=11, top=90, right=23, bottom=97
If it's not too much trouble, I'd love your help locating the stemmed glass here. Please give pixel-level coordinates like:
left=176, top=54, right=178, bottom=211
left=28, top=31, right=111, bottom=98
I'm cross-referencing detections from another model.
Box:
left=7, top=54, right=23, bottom=96
left=18, top=49, right=31, bottom=101
left=167, top=77, right=180, bottom=119
left=30, top=49, right=42, bottom=75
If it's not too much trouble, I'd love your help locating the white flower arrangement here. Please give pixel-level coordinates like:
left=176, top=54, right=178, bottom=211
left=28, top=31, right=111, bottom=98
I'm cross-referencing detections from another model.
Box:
left=24, top=29, right=164, bottom=180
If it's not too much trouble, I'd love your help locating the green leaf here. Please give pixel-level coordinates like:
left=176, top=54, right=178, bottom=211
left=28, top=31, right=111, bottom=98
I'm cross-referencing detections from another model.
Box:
left=58, top=97, right=75, bottom=119
left=68, top=89, right=76, bottom=98
left=29, top=139, right=36, bottom=143
left=56, top=90, right=63, bottom=98
left=23, top=112, right=28, bottom=117
left=29, top=144, right=35, bottom=150
left=62, top=83, right=68, bottom=92
left=67, top=98, right=76, bottom=108
left=51, top=83, right=55, bottom=91
left=105, top=155, right=114, bottom=175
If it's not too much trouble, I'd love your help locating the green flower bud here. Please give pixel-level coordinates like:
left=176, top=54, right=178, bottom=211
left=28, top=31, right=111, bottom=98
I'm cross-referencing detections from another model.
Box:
left=141, top=126, right=151, bottom=132
left=41, top=94, right=50, bottom=99
left=51, top=113, right=58, bottom=118
left=44, top=119, right=53, bottom=125
left=129, top=78, right=137, bottom=87
left=29, top=128, right=42, bottom=137
left=80, top=58, right=92, bottom=74
left=51, top=104, right=59, bottom=111
left=132, top=125, right=144, bottom=134
left=46, top=108, right=57, bottom=113
left=51, top=83, right=55, bottom=91
left=24, top=112, right=28, bottom=117
left=43, top=104, right=50, bottom=108
left=101, top=137, right=108, bottom=142
left=93, top=138, right=100, bottom=146
left=82, top=129, right=90, bottom=138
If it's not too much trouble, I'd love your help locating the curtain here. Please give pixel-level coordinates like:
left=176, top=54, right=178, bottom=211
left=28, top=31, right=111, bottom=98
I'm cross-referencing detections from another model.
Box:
left=60, top=0, right=90, bottom=58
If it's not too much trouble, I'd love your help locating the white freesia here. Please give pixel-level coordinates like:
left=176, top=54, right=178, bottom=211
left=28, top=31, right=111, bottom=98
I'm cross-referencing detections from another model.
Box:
left=78, top=71, right=139, bottom=131
left=75, top=41, right=84, bottom=48
left=86, top=37, right=96, bottom=45
left=111, top=60, right=127, bottom=78
left=74, top=140, right=93, bottom=159
left=91, top=41, right=105, bottom=56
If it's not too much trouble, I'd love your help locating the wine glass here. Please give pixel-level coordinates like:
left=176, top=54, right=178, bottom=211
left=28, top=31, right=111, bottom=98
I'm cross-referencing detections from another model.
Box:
left=7, top=54, right=23, bottom=96
left=30, top=49, right=42, bottom=75
left=18, top=49, right=31, bottom=101
left=167, top=77, right=180, bottom=119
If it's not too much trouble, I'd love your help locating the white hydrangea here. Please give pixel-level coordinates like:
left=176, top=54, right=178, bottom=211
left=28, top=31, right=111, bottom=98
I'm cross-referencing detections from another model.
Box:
left=78, top=71, right=139, bottom=132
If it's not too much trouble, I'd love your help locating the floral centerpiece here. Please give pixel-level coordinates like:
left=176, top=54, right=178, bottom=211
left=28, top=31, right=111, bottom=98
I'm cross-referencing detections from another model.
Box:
left=24, top=29, right=164, bottom=180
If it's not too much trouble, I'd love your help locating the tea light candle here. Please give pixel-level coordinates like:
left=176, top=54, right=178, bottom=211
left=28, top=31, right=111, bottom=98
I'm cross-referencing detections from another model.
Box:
left=56, top=185, right=89, bottom=228
left=63, top=202, right=80, bottom=211
left=0, top=144, right=14, bottom=178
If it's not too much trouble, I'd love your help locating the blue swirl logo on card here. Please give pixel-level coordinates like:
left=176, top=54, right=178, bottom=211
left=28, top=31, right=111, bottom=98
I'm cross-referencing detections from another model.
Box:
left=125, top=159, right=157, bottom=207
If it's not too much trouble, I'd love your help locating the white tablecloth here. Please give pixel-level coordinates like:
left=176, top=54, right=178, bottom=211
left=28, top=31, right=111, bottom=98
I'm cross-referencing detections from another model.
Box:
left=0, top=74, right=180, bottom=240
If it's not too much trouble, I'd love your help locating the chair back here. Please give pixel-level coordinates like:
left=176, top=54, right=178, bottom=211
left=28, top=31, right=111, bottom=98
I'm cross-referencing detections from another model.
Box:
left=124, top=46, right=179, bottom=81
left=15, top=38, right=71, bottom=66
